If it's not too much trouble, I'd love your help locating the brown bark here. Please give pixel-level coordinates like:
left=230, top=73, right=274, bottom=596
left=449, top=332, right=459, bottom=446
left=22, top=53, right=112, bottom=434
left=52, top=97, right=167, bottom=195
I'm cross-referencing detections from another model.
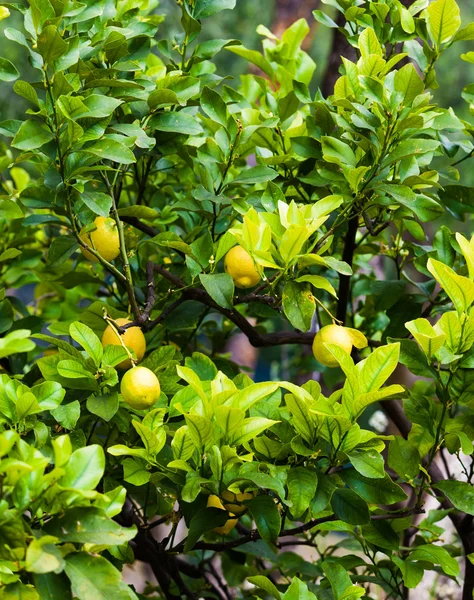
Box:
left=272, top=0, right=317, bottom=43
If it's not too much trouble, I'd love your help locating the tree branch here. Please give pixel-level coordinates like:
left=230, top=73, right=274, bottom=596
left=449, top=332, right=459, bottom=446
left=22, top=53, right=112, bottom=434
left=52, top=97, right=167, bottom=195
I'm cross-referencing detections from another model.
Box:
left=152, top=264, right=314, bottom=348
left=120, top=215, right=158, bottom=238
left=336, top=213, right=358, bottom=324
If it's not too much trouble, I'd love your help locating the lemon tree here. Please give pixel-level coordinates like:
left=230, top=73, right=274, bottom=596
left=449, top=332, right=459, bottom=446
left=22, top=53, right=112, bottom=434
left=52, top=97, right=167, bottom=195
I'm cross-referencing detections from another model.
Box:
left=0, top=0, right=474, bottom=599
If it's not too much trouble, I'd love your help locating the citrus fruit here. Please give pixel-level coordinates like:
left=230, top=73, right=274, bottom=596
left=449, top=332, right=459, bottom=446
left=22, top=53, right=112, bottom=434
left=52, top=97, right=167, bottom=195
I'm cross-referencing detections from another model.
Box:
left=120, top=366, right=161, bottom=410
left=207, top=495, right=238, bottom=535
left=79, top=216, right=120, bottom=263
left=101, top=318, right=146, bottom=370
left=312, top=324, right=353, bottom=368
left=222, top=489, right=255, bottom=515
left=224, top=245, right=261, bottom=289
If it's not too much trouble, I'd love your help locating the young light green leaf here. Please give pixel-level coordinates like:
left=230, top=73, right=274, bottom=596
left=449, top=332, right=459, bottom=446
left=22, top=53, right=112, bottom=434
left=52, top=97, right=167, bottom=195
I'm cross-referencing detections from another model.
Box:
left=69, top=322, right=103, bottom=366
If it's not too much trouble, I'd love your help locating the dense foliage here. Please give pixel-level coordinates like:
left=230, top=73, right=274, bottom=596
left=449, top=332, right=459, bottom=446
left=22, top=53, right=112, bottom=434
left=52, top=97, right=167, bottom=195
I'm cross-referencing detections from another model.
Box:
left=0, top=0, right=474, bottom=598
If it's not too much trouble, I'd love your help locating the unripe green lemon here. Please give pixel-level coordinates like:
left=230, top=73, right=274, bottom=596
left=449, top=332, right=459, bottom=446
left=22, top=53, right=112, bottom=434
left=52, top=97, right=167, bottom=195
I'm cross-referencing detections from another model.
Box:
left=224, top=245, right=261, bottom=289
left=207, top=495, right=238, bottom=535
left=312, top=324, right=353, bottom=367
left=79, top=216, right=120, bottom=263
left=120, top=366, right=160, bottom=410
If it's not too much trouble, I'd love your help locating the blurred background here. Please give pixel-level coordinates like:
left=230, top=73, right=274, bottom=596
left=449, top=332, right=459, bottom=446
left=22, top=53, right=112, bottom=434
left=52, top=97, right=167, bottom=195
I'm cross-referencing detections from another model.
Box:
left=2, top=1, right=474, bottom=120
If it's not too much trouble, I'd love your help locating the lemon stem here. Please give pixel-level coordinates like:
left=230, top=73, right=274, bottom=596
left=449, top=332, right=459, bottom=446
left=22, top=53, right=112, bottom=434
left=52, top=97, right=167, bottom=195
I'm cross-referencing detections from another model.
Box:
left=314, top=297, right=342, bottom=325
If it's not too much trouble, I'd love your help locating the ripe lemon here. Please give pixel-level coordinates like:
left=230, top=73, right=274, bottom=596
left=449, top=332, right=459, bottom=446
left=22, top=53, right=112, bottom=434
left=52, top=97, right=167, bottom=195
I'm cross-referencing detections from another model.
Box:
left=207, top=495, right=238, bottom=535
left=224, top=246, right=261, bottom=289
left=79, top=216, right=120, bottom=263
left=312, top=324, right=353, bottom=367
left=120, top=366, right=161, bottom=410
left=222, top=489, right=255, bottom=515
left=102, top=318, right=146, bottom=370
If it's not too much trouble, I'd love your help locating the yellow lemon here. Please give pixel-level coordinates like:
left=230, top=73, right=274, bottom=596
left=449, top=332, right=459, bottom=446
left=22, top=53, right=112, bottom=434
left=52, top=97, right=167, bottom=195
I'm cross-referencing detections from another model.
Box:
left=79, top=216, right=120, bottom=263
left=312, top=324, right=353, bottom=368
left=101, top=318, right=146, bottom=370
left=221, top=489, right=255, bottom=515
left=120, top=366, right=161, bottom=410
left=207, top=495, right=238, bottom=535
left=224, top=246, right=261, bottom=289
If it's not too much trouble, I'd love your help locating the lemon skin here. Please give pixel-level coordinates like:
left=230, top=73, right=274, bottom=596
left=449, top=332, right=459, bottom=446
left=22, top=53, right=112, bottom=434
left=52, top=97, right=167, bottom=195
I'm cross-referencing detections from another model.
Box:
left=224, top=246, right=261, bottom=289
left=207, top=495, right=238, bottom=535
left=79, top=216, right=120, bottom=263
left=222, top=489, right=255, bottom=515
left=312, top=324, right=353, bottom=367
left=102, top=318, right=146, bottom=370
left=120, top=366, right=161, bottom=410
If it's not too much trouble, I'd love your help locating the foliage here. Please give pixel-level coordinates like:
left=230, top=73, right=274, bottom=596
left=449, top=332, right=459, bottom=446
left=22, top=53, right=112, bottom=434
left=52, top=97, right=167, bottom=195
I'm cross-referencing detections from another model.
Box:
left=0, top=0, right=474, bottom=598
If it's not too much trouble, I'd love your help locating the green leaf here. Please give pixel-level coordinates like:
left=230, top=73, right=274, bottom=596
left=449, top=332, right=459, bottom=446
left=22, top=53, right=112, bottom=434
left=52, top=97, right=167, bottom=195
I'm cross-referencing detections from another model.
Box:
left=51, top=401, right=80, bottom=430
left=409, top=544, right=460, bottom=577
left=247, top=576, right=281, bottom=600
left=0, top=57, right=19, bottom=82
left=388, top=437, right=420, bottom=480
left=87, top=392, right=119, bottom=422
left=0, top=199, right=23, bottom=219
left=321, top=136, right=357, bottom=168
left=37, top=25, right=68, bottom=63
left=287, top=467, right=317, bottom=518
left=231, top=417, right=279, bottom=446
left=428, top=258, right=474, bottom=313
left=246, top=495, right=281, bottom=542
left=296, top=275, right=337, bottom=298
left=199, top=273, right=234, bottom=309
left=57, top=360, right=95, bottom=380
left=225, top=44, right=274, bottom=79
left=122, top=457, right=150, bottom=486
left=149, top=112, right=203, bottom=136
left=81, top=192, right=112, bottom=218
left=44, top=507, right=136, bottom=546
left=427, top=0, right=461, bottom=46
left=171, top=426, right=195, bottom=461
left=60, top=445, right=105, bottom=490
left=69, top=322, right=103, bottom=367
left=64, top=553, right=138, bottom=600
left=33, top=573, right=72, bottom=600
left=46, top=236, right=78, bottom=269
left=392, top=557, right=424, bottom=589
left=347, top=448, right=385, bottom=479
left=357, top=343, right=400, bottom=393
left=184, top=507, right=229, bottom=551
left=0, top=583, right=39, bottom=600
left=201, top=86, right=228, bottom=127
left=85, top=139, right=136, bottom=164
left=26, top=536, right=65, bottom=574
left=32, top=381, right=65, bottom=410
left=193, top=0, right=236, bottom=18
left=394, top=64, right=424, bottom=104
left=12, top=120, right=55, bottom=151
left=340, top=469, right=408, bottom=504
left=358, top=27, right=383, bottom=58
left=381, top=139, right=440, bottom=166
left=231, top=166, right=278, bottom=185
left=434, top=480, right=474, bottom=515
left=331, top=488, right=370, bottom=525
left=405, top=318, right=445, bottom=357
left=185, top=414, right=213, bottom=449
left=391, top=338, right=436, bottom=378
left=282, top=281, right=315, bottom=332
